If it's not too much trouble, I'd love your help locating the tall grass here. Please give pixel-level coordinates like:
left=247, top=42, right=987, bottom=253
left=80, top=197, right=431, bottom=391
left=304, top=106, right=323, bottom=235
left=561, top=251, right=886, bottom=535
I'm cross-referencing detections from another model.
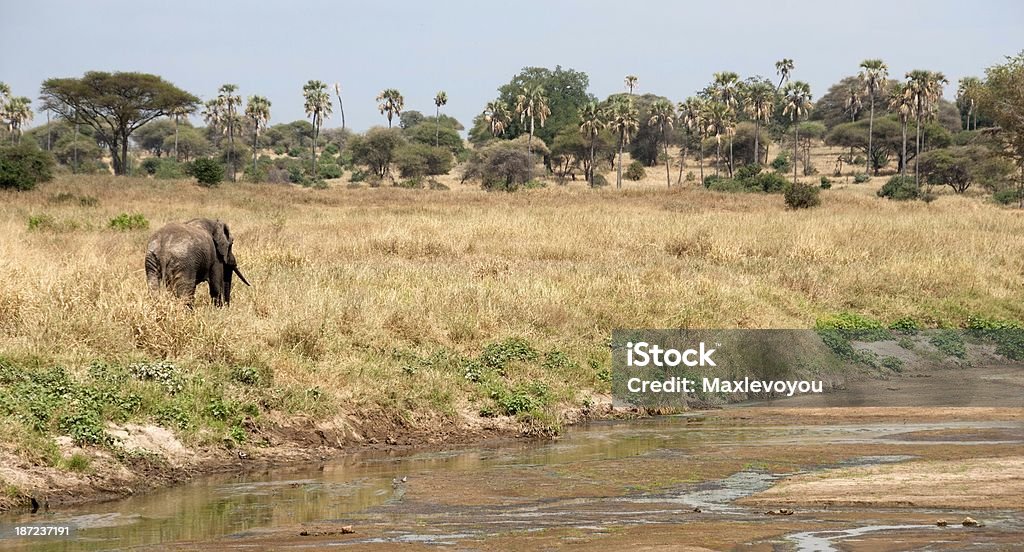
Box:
left=1, top=175, right=1022, bottom=441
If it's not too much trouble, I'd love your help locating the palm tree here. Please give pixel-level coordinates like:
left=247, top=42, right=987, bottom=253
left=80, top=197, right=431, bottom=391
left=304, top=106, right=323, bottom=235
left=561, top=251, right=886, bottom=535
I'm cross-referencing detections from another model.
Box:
left=704, top=101, right=730, bottom=177
left=782, top=81, right=813, bottom=184
left=244, top=95, right=271, bottom=177
left=514, top=84, right=551, bottom=181
left=844, top=86, right=862, bottom=122
left=608, top=98, right=640, bottom=189
left=4, top=96, right=33, bottom=144
left=678, top=97, right=704, bottom=184
left=217, top=84, right=242, bottom=181
left=905, top=70, right=947, bottom=187
left=624, top=75, right=638, bottom=96
left=775, top=59, right=794, bottom=91
left=712, top=72, right=740, bottom=175
left=433, top=90, right=448, bottom=147
left=483, top=101, right=511, bottom=137
left=858, top=59, right=888, bottom=176
left=741, top=79, right=775, bottom=165
left=303, top=80, right=333, bottom=179
left=957, top=76, right=982, bottom=131
left=648, top=99, right=675, bottom=187
left=333, top=83, right=346, bottom=130
left=578, top=101, right=605, bottom=185
left=0, top=82, right=9, bottom=141
left=376, top=88, right=404, bottom=128
left=888, top=83, right=913, bottom=177
left=170, top=105, right=192, bottom=161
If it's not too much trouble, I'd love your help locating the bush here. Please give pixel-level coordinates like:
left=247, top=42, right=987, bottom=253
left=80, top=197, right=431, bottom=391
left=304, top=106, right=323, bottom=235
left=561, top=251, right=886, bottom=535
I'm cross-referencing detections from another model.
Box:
left=771, top=153, right=791, bottom=172
left=993, top=188, right=1023, bottom=205
left=784, top=182, right=821, bottom=209
left=141, top=157, right=161, bottom=175
left=703, top=174, right=728, bottom=189
left=820, top=176, right=832, bottom=189
left=877, top=175, right=919, bottom=201
left=751, top=171, right=788, bottom=193
left=154, top=159, right=185, bottom=180
left=350, top=169, right=368, bottom=183
left=108, top=213, right=149, bottom=231
left=853, top=173, right=870, bottom=184
left=590, top=173, right=609, bottom=188
left=625, top=160, right=646, bottom=181
left=188, top=158, right=224, bottom=187
left=318, top=163, right=343, bottom=179
left=0, top=143, right=55, bottom=191
left=394, top=142, right=454, bottom=178
left=463, top=136, right=548, bottom=192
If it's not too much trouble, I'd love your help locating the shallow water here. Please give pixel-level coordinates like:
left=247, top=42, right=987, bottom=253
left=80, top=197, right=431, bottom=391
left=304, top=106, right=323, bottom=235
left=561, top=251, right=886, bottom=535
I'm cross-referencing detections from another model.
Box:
left=1, top=416, right=1021, bottom=551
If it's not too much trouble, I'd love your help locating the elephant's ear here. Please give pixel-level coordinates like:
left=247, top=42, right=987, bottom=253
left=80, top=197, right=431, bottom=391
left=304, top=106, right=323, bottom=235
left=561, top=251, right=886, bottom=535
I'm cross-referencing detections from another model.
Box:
left=213, top=222, right=232, bottom=262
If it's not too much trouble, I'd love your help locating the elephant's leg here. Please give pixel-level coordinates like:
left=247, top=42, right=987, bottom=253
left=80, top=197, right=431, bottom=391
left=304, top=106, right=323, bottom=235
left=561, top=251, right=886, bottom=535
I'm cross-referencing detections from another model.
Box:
left=145, top=253, right=161, bottom=292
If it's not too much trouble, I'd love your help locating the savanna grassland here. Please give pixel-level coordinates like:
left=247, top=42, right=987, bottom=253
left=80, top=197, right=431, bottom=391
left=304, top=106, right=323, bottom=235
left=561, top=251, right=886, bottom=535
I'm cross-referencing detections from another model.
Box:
left=1, top=169, right=1023, bottom=509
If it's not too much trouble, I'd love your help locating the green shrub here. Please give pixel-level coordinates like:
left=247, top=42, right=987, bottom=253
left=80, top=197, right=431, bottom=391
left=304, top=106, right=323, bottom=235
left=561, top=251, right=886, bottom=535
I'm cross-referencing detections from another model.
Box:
left=27, top=214, right=55, bottom=231
left=318, top=163, right=343, bottom=179
left=820, top=176, right=832, bottom=189
left=480, top=337, right=538, bottom=376
left=877, top=175, right=919, bottom=201
left=0, top=143, right=55, bottom=191
left=625, top=160, right=646, bottom=181
left=60, top=452, right=91, bottom=472
left=273, top=146, right=286, bottom=155
left=993, top=188, right=1022, bottom=205
left=703, top=174, right=728, bottom=189
left=853, top=173, right=870, bottom=184
left=590, top=173, right=609, bottom=188
left=350, top=169, right=368, bottom=183
left=141, top=157, right=161, bottom=175
left=395, top=177, right=424, bottom=189
left=108, top=213, right=149, bottom=231
left=188, top=158, right=224, bottom=187
left=783, top=182, right=821, bottom=209
left=771, top=153, right=791, bottom=172
left=888, top=317, right=921, bottom=333
left=287, top=147, right=302, bottom=158
left=522, top=179, right=547, bottom=190
left=929, top=330, right=966, bottom=359
left=155, top=159, right=186, bottom=180
left=752, top=171, right=788, bottom=193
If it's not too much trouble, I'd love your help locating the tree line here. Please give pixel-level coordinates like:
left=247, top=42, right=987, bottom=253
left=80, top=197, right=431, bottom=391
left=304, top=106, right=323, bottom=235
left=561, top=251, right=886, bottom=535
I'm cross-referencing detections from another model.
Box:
left=1, top=53, right=1023, bottom=206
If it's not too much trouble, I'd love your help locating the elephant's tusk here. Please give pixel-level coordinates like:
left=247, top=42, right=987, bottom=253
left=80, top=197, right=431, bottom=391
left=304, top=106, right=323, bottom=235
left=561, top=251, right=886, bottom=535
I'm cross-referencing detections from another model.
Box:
left=234, top=267, right=251, bottom=287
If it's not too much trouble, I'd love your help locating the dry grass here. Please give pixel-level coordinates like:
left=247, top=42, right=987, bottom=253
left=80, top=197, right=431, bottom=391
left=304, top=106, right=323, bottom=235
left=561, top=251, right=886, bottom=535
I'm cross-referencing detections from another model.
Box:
left=1, top=172, right=1023, bottom=429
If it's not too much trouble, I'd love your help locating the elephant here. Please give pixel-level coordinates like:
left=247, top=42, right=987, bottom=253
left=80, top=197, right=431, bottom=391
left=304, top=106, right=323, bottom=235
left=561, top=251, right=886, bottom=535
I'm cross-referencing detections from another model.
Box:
left=146, top=218, right=250, bottom=307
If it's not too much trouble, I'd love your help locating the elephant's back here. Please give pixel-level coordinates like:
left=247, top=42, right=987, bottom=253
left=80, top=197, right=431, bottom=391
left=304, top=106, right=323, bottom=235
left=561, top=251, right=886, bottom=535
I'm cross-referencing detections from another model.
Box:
left=148, top=223, right=214, bottom=259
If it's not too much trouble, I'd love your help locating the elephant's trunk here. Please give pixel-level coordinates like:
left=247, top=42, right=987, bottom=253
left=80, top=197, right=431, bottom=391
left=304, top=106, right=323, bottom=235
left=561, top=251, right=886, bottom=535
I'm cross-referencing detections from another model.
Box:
left=234, top=267, right=251, bottom=286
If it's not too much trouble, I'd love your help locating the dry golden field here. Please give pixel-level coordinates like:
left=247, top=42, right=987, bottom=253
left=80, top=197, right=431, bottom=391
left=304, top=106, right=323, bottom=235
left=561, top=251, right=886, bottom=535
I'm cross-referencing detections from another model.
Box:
left=3, top=168, right=1022, bottom=392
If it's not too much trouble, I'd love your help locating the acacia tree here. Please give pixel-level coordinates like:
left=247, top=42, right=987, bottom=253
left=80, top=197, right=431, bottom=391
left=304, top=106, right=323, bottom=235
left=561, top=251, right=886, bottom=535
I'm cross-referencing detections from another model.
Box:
left=648, top=99, right=675, bottom=187
left=782, top=81, right=813, bottom=184
left=303, top=80, right=333, bottom=179
left=40, top=72, right=198, bottom=175
left=514, top=84, right=551, bottom=181
left=775, top=59, right=794, bottom=91
left=976, top=51, right=1024, bottom=207
left=433, top=90, right=448, bottom=147
left=608, top=97, right=639, bottom=189
left=740, top=79, right=775, bottom=165
left=844, top=86, right=862, bottom=122
left=859, top=59, right=888, bottom=175
left=376, top=88, right=404, bottom=128
left=578, top=101, right=604, bottom=185
left=333, top=83, right=346, bottom=130
left=244, top=95, right=271, bottom=176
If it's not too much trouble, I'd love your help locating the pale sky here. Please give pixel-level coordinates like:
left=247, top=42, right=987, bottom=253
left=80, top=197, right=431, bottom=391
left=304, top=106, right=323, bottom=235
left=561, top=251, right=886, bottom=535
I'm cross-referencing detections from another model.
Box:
left=2, top=0, right=1022, bottom=131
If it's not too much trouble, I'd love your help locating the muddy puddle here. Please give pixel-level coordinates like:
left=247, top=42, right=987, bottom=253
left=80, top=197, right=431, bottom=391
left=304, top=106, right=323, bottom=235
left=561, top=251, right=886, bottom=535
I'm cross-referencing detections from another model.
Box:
left=1, top=415, right=1022, bottom=550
